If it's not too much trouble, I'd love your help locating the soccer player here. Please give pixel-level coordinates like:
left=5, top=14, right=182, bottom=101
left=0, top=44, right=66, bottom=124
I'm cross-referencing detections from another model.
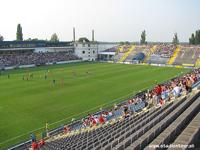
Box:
left=44, top=74, right=47, bottom=80
left=30, top=73, right=33, bottom=79
left=53, top=79, right=56, bottom=85
left=61, top=78, right=64, bottom=86
left=86, top=70, right=90, bottom=75
left=72, top=70, right=76, bottom=77
left=26, top=74, right=29, bottom=81
left=7, top=74, right=10, bottom=79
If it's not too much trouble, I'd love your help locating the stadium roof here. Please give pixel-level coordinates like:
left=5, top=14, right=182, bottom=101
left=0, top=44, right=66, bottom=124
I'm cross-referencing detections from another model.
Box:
left=0, top=41, right=72, bottom=49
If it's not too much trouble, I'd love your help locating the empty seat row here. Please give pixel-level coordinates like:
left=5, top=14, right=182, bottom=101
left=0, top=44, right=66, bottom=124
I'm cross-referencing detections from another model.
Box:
left=115, top=92, right=199, bottom=150
left=144, top=92, right=200, bottom=150
left=103, top=103, right=173, bottom=150
left=45, top=100, right=159, bottom=149
left=168, top=112, right=200, bottom=150
left=102, top=94, right=188, bottom=150
left=128, top=92, right=199, bottom=150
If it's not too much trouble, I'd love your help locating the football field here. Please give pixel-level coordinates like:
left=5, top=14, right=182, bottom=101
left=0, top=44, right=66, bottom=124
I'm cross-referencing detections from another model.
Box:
left=0, top=62, right=189, bottom=149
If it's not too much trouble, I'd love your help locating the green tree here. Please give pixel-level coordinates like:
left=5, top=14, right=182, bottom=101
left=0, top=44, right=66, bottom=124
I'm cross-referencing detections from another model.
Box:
left=119, top=41, right=124, bottom=45
left=16, top=24, right=23, bottom=41
left=0, top=35, right=4, bottom=41
left=125, top=41, right=130, bottom=45
left=119, top=41, right=130, bottom=45
left=50, top=33, right=59, bottom=42
left=140, top=30, right=147, bottom=44
left=195, top=30, right=200, bottom=45
left=198, top=30, right=200, bottom=44
left=189, top=33, right=195, bottom=45
left=172, top=33, right=179, bottom=45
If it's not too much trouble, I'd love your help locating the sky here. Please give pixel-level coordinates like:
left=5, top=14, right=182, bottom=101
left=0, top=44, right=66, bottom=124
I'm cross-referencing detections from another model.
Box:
left=0, top=0, right=200, bottom=42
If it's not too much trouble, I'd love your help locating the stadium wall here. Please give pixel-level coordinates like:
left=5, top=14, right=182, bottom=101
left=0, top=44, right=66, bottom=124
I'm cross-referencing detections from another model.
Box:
left=117, top=61, right=196, bottom=69
left=3, top=60, right=83, bottom=70
left=34, top=47, right=74, bottom=53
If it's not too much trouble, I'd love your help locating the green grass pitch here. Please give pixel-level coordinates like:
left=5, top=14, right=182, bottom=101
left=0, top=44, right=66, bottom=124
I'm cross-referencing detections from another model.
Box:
left=0, top=62, right=189, bottom=149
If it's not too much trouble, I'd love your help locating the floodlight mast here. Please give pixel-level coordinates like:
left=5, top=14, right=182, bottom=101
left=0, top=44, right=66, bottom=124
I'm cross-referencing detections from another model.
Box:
left=73, top=27, right=76, bottom=42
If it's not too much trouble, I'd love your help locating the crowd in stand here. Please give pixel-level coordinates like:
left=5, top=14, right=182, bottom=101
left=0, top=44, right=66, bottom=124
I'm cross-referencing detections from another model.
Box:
left=0, top=51, right=80, bottom=67
left=153, top=44, right=176, bottom=58
left=104, top=47, right=118, bottom=52
left=119, top=45, right=131, bottom=53
left=134, top=46, right=150, bottom=54
left=181, top=45, right=200, bottom=49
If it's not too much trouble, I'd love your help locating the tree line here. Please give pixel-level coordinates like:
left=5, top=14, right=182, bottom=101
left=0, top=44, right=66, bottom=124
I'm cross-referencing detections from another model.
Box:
left=0, top=24, right=59, bottom=42
left=120, top=31, right=179, bottom=45
left=189, top=29, right=200, bottom=45
left=0, top=24, right=199, bottom=45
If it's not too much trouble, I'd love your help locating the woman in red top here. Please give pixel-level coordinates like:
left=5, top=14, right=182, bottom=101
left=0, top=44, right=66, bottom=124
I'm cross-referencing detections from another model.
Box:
left=99, top=115, right=105, bottom=124
left=32, top=141, right=38, bottom=150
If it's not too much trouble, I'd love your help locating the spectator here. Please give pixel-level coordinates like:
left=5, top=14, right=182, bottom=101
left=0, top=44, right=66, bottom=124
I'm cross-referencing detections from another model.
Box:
left=154, top=84, right=162, bottom=105
left=99, top=114, right=105, bottom=124
left=31, top=141, right=38, bottom=150
left=172, top=84, right=181, bottom=97
left=63, top=125, right=70, bottom=134
left=39, top=139, right=45, bottom=148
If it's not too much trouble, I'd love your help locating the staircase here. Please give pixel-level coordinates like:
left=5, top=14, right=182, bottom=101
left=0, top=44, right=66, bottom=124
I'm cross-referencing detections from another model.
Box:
left=118, top=45, right=135, bottom=63
left=168, top=46, right=181, bottom=65
left=143, top=45, right=157, bottom=63
left=116, top=46, right=123, bottom=54
left=196, top=59, right=200, bottom=67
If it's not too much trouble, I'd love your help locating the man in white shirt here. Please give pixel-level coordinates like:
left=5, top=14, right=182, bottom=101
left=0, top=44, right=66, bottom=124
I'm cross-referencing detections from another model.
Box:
left=173, top=84, right=181, bottom=97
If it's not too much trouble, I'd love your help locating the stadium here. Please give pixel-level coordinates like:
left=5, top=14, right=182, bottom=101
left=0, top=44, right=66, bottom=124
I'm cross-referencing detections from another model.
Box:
left=1, top=1, right=200, bottom=150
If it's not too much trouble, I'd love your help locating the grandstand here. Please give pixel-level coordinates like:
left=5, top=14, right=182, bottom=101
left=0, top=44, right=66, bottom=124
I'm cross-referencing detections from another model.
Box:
left=0, top=51, right=80, bottom=67
left=173, top=46, right=200, bottom=66
left=0, top=41, right=80, bottom=69
left=107, top=44, right=200, bottom=68
left=147, top=44, right=176, bottom=64
left=125, top=45, right=150, bottom=63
